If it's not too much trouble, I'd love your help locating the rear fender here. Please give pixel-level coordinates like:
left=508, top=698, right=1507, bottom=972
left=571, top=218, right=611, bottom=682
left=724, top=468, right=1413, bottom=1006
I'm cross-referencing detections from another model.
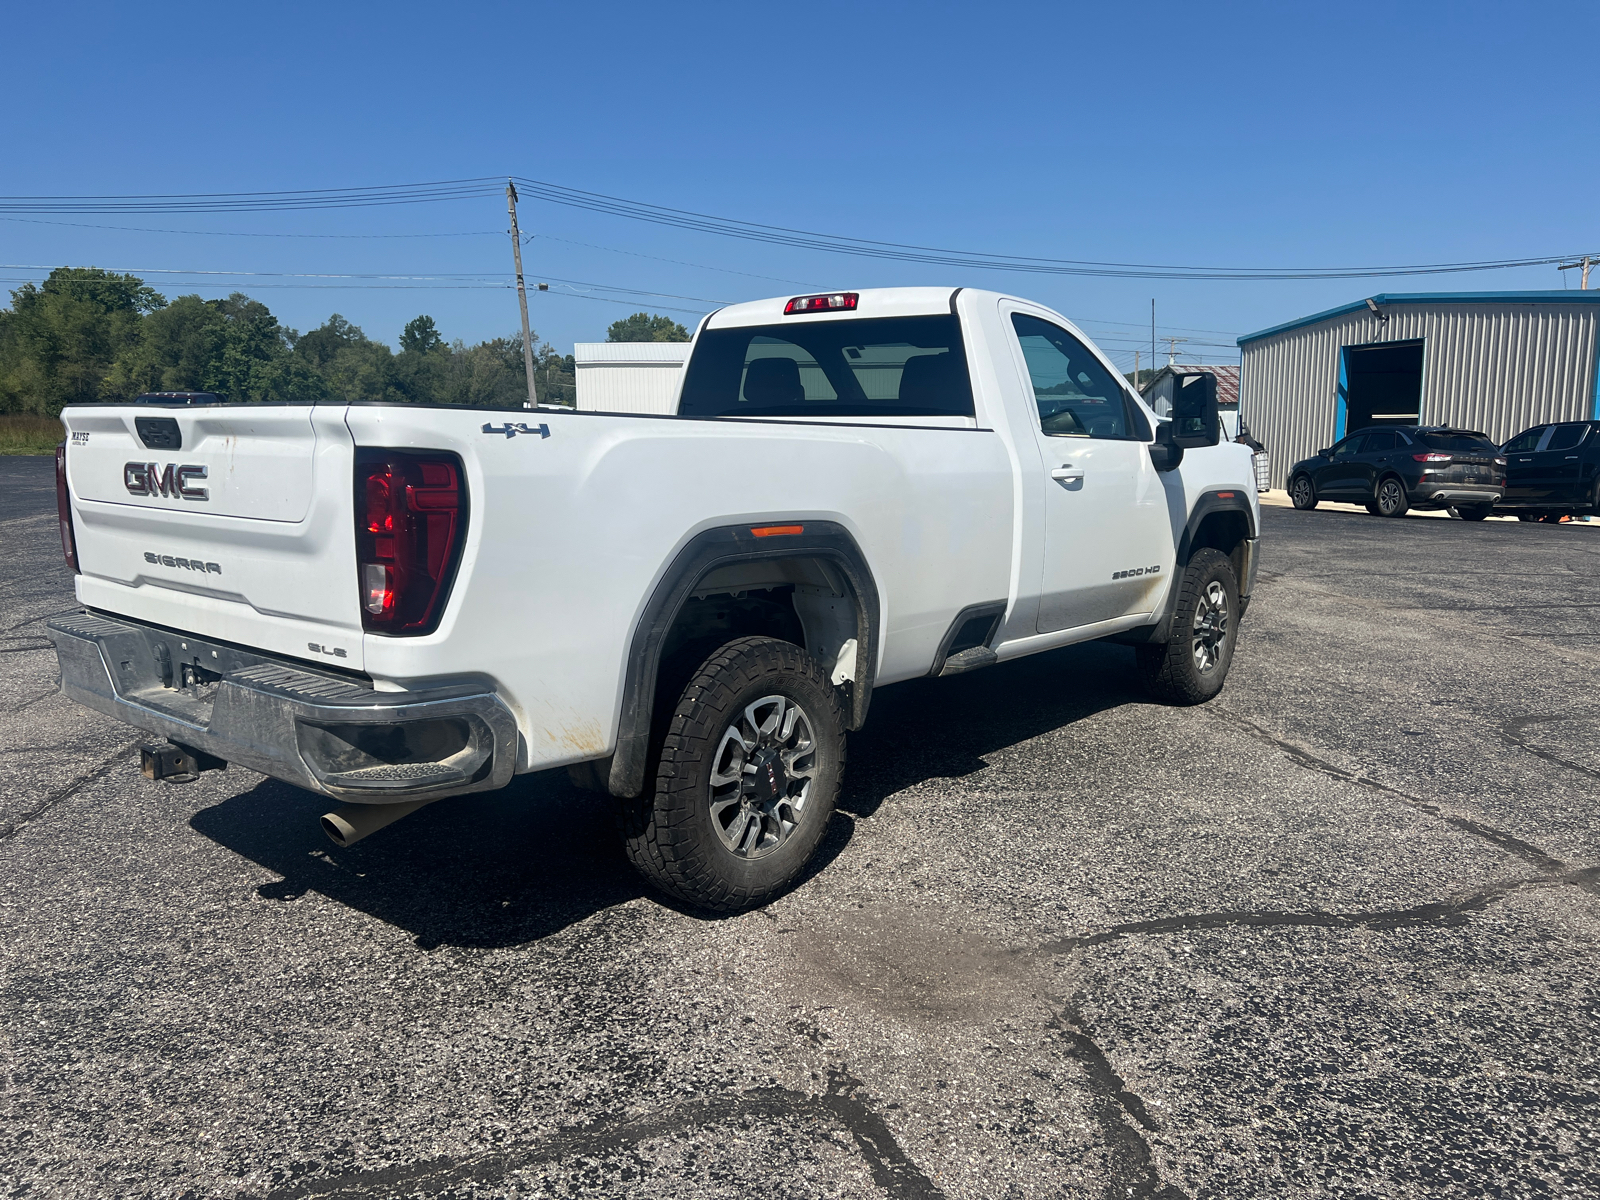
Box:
left=607, top=520, right=879, bottom=798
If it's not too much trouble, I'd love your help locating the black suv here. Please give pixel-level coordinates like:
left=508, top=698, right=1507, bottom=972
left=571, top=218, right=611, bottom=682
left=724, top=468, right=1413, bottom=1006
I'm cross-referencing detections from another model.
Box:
left=1496, top=420, right=1600, bottom=521
left=1289, top=426, right=1506, bottom=519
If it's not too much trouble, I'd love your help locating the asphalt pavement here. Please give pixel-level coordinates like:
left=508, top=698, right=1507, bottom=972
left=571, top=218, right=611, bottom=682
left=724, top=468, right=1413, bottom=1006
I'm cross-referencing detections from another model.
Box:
left=2, top=453, right=1598, bottom=1200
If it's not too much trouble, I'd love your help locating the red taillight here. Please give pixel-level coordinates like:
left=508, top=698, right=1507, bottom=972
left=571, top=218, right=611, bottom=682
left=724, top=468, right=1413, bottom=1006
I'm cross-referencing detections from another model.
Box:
left=354, top=451, right=465, bottom=634
left=1413, top=453, right=1452, bottom=463
left=784, top=292, right=858, bottom=314
left=55, top=441, right=79, bottom=574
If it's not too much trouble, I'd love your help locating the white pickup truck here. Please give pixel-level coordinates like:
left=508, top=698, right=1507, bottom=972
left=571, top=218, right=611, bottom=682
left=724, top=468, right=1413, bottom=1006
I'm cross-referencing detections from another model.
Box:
left=48, top=287, right=1259, bottom=911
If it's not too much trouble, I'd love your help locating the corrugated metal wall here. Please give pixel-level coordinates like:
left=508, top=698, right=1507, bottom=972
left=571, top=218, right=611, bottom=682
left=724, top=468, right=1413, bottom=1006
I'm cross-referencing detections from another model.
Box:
left=574, top=364, right=683, bottom=414
left=1241, top=302, right=1600, bottom=488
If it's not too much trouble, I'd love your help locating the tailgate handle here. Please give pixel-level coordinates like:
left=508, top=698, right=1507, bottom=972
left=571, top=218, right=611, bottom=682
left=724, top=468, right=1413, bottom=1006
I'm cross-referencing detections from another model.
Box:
left=135, top=416, right=182, bottom=451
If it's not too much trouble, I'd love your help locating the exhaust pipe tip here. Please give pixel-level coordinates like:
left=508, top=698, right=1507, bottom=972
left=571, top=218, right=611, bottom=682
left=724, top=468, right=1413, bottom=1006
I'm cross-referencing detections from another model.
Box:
left=320, top=798, right=434, bottom=848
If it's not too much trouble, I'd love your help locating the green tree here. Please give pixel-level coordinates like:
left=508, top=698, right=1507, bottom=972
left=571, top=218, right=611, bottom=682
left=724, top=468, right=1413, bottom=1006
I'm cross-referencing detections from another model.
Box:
left=107, top=292, right=326, bottom=404
left=606, top=312, right=690, bottom=342
left=293, top=314, right=398, bottom=402
left=0, top=267, right=165, bottom=413
left=399, top=314, right=445, bottom=355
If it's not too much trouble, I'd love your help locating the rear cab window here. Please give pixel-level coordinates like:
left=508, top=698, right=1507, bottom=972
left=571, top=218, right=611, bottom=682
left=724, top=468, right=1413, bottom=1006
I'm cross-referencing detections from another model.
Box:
left=678, top=316, right=974, bottom=420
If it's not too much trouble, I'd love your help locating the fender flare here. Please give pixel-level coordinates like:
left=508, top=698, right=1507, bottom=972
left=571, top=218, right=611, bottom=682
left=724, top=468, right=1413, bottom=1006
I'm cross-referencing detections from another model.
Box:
left=607, top=520, right=880, bottom=798
left=1112, top=489, right=1258, bottom=647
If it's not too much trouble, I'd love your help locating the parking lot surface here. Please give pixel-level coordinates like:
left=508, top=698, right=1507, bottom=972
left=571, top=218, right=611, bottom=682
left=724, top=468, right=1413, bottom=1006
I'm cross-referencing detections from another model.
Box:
left=3, top=453, right=1598, bottom=1200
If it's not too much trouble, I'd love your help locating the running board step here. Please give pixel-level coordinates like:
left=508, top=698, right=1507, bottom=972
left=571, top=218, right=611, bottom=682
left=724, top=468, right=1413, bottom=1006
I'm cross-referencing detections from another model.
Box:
left=938, top=646, right=997, bottom=677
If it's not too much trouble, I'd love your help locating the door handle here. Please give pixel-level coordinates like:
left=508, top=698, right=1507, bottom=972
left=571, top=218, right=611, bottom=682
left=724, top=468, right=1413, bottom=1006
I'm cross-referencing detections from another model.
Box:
left=1567, top=456, right=1579, bottom=460
left=1051, top=467, right=1085, bottom=483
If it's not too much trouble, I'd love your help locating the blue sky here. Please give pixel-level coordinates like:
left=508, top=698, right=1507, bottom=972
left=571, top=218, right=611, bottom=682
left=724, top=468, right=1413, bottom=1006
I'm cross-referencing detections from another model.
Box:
left=5, top=0, right=1597, bottom=371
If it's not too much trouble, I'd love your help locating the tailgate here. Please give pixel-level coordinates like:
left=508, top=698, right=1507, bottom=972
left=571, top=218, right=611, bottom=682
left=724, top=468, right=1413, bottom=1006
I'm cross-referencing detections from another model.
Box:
left=62, top=405, right=367, bottom=670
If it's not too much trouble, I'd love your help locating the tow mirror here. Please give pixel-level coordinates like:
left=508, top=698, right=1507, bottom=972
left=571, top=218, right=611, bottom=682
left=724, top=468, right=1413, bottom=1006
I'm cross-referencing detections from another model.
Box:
left=1149, top=420, right=1184, bottom=472
left=1170, top=373, right=1220, bottom=449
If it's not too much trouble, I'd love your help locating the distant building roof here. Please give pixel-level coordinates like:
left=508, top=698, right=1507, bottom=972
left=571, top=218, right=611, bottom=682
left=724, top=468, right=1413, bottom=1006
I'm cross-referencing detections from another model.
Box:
left=1237, top=291, right=1600, bottom=346
left=1140, top=363, right=1239, bottom=407
left=574, top=341, right=692, bottom=365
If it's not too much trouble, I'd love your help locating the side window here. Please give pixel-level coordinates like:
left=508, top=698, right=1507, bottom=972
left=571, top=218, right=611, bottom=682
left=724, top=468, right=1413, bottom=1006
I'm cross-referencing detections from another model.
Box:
left=1365, top=430, right=1397, bottom=453
left=1331, top=435, right=1366, bottom=460
left=1503, top=426, right=1546, bottom=453
left=1011, top=313, right=1130, bottom=439
left=1546, top=423, right=1589, bottom=452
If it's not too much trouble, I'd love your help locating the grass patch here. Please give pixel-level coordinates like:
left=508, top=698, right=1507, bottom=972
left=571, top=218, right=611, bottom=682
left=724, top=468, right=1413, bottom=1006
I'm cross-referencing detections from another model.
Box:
left=0, top=415, right=64, bottom=456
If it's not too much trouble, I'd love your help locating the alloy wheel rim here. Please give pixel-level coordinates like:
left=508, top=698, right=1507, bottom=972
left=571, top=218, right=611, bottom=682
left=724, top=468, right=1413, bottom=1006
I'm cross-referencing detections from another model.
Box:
left=1380, top=480, right=1402, bottom=513
left=708, top=694, right=817, bottom=860
left=1294, top=479, right=1311, bottom=506
left=1192, top=581, right=1229, bottom=674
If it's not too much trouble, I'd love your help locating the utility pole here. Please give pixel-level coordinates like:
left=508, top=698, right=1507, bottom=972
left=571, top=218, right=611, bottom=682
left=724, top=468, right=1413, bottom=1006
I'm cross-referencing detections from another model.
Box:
left=1151, top=299, right=1156, bottom=382
left=1134, top=349, right=1140, bottom=391
left=1163, top=336, right=1189, bottom=365
left=1558, top=255, right=1595, bottom=290
left=506, top=180, right=539, bottom=408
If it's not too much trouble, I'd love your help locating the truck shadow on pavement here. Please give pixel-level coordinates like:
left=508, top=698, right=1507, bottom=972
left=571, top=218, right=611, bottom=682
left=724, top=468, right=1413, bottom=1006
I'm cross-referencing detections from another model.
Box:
left=189, top=640, right=1143, bottom=950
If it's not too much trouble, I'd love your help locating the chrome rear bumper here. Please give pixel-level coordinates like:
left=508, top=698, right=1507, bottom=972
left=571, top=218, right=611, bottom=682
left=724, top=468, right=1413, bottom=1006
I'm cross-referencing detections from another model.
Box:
left=47, top=610, right=517, bottom=803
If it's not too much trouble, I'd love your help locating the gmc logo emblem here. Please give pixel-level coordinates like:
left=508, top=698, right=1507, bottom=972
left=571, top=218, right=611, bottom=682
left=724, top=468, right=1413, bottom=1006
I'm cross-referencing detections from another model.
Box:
left=124, top=462, right=208, bottom=501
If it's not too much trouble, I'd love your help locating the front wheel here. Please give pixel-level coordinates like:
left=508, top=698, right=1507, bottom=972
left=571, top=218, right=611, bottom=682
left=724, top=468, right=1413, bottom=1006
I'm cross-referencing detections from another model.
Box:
left=1376, top=476, right=1410, bottom=518
left=622, top=636, right=845, bottom=913
left=1290, top=475, right=1318, bottom=510
left=1136, top=548, right=1239, bottom=705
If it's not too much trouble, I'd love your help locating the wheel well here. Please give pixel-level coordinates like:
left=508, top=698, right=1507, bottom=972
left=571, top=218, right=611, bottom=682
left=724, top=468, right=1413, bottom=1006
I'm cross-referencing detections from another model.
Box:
left=1188, top=510, right=1250, bottom=584
left=609, top=525, right=879, bottom=799
left=653, top=557, right=864, bottom=757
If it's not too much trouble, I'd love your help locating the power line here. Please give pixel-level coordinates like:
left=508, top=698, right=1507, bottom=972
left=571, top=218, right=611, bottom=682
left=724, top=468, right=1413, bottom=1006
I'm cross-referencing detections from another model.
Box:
left=0, top=215, right=502, bottom=238
left=4, top=175, right=1594, bottom=281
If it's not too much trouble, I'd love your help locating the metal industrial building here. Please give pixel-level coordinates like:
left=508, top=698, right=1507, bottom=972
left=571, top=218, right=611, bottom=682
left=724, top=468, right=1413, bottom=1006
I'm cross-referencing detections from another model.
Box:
left=574, top=342, right=690, bottom=414
left=1238, top=292, right=1600, bottom=489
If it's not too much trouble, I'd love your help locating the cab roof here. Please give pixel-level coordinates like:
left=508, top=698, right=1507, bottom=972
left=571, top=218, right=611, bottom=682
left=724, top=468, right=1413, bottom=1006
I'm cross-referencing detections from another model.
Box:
left=704, top=287, right=969, bottom=329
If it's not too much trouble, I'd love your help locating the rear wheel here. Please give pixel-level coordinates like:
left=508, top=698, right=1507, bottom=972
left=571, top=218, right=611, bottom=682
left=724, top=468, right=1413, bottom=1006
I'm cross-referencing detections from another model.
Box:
left=1458, top=503, right=1494, bottom=521
left=1290, top=475, right=1318, bottom=510
left=1136, top=548, right=1239, bottom=706
left=622, top=636, right=845, bottom=913
left=1376, top=476, right=1410, bottom=518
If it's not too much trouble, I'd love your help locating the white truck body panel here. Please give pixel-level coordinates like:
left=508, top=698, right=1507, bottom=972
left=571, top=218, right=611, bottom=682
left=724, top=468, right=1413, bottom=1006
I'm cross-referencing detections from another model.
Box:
left=54, top=287, right=1259, bottom=789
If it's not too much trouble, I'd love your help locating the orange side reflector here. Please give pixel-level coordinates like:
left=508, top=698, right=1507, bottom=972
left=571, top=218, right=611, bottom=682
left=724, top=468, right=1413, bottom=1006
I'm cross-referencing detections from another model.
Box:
left=750, top=524, right=804, bottom=538
left=1216, top=492, right=1235, bottom=499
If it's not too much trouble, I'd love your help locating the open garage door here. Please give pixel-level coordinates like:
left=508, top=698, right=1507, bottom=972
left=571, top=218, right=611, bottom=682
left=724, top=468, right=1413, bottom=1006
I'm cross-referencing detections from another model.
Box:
left=1340, top=339, right=1424, bottom=432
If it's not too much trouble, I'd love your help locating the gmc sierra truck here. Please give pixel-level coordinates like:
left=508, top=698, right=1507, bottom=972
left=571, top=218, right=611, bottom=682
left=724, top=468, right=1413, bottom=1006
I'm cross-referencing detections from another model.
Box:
left=48, top=287, right=1260, bottom=912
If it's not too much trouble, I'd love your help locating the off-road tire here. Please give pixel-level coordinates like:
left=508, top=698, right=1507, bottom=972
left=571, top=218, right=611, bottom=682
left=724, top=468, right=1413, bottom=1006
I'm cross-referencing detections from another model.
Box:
left=1136, top=548, right=1239, bottom=706
left=1290, top=475, right=1318, bottom=510
left=1458, top=503, right=1494, bottom=521
left=1376, top=475, right=1410, bottom=518
left=622, top=636, right=845, bottom=913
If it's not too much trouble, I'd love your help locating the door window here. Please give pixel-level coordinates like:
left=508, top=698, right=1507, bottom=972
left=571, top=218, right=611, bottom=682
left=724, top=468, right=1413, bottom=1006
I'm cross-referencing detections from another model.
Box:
left=1011, top=314, right=1131, bottom=439
left=1330, top=435, right=1367, bottom=460
left=1503, top=426, right=1547, bottom=453
left=1364, top=430, right=1397, bottom=453
left=1545, top=423, right=1589, bottom=452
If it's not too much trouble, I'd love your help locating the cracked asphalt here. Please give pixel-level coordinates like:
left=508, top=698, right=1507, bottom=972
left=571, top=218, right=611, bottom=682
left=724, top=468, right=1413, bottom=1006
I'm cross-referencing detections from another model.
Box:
left=3, top=452, right=1599, bottom=1199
